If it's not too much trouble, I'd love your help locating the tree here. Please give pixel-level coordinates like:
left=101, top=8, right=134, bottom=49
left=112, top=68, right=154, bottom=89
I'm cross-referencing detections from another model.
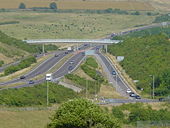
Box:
left=48, top=98, right=121, bottom=128
left=19, top=3, right=26, bottom=9
left=50, top=2, right=57, bottom=9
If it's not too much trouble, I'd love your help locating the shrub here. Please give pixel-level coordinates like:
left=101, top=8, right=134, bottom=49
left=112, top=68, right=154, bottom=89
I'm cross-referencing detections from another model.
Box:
left=50, top=2, right=57, bottom=9
left=48, top=98, right=121, bottom=128
left=0, top=60, right=4, bottom=67
left=19, top=3, right=26, bottom=9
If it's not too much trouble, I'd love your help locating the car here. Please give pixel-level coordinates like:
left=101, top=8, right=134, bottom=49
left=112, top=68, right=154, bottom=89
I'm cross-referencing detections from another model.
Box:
left=159, top=98, right=165, bottom=102
left=112, top=71, right=116, bottom=75
left=54, top=54, right=59, bottom=57
left=68, top=66, right=73, bottom=70
left=126, top=89, right=132, bottom=94
left=129, top=93, right=137, bottom=97
left=20, top=76, right=26, bottom=79
left=135, top=95, right=141, bottom=99
left=69, top=60, right=74, bottom=64
left=65, top=52, right=68, bottom=54
left=29, top=80, right=34, bottom=84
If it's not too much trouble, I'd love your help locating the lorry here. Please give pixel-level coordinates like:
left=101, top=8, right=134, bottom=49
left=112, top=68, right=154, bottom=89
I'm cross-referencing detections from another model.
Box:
left=46, top=74, right=52, bottom=81
left=67, top=47, right=73, bottom=51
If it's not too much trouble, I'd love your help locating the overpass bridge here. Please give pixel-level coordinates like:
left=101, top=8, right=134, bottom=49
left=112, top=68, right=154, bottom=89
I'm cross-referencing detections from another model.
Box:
left=24, top=39, right=121, bottom=44
left=24, top=39, right=122, bottom=53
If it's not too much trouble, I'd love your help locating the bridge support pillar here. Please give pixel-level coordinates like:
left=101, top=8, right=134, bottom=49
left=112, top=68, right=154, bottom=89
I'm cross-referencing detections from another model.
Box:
left=42, top=44, right=45, bottom=55
left=105, top=44, right=108, bottom=53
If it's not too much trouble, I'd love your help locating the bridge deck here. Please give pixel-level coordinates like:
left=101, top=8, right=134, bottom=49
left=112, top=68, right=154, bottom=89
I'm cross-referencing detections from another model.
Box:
left=24, top=39, right=121, bottom=44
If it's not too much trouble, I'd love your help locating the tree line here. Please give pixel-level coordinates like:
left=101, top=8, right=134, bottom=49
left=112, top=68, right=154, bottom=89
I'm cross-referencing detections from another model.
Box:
left=19, top=2, right=57, bottom=10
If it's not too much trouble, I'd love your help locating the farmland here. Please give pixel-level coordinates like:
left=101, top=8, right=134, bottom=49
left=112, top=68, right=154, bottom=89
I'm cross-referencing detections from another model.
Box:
left=0, top=0, right=154, bottom=11
left=0, top=12, right=155, bottom=39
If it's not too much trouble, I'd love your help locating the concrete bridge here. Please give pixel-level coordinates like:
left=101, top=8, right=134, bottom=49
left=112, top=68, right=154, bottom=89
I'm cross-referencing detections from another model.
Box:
left=24, top=39, right=122, bottom=53
left=24, top=39, right=121, bottom=44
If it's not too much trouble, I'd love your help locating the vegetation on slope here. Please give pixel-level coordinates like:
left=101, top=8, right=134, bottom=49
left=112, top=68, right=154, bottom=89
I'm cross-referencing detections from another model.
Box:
left=153, top=14, right=170, bottom=23
left=65, top=74, right=100, bottom=94
left=81, top=57, right=104, bottom=83
left=65, top=57, right=105, bottom=94
left=4, top=56, right=36, bottom=75
left=109, top=34, right=170, bottom=97
left=0, top=60, right=4, bottom=67
left=0, top=30, right=58, bottom=54
left=0, top=82, right=78, bottom=107
left=112, top=103, right=170, bottom=126
left=85, top=57, right=98, bottom=69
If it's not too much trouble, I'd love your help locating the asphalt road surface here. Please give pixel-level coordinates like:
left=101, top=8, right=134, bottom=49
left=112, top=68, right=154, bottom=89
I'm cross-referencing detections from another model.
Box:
left=98, top=98, right=159, bottom=104
left=8, top=49, right=86, bottom=89
left=95, top=51, right=130, bottom=97
left=0, top=44, right=90, bottom=88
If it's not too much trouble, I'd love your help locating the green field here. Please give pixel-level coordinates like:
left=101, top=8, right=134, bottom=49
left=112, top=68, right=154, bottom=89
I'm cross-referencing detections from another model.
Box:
left=0, top=12, right=155, bottom=39
left=0, top=109, right=52, bottom=128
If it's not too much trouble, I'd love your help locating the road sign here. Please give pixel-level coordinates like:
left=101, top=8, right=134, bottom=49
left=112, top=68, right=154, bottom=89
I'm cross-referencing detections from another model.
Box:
left=85, top=50, right=95, bottom=55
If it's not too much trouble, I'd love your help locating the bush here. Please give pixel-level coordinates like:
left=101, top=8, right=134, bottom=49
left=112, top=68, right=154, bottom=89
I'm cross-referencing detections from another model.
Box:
left=19, top=3, right=26, bottom=9
left=50, top=2, right=57, bottom=9
left=0, top=60, right=4, bottom=67
left=131, top=11, right=140, bottom=15
left=48, top=98, right=121, bottom=128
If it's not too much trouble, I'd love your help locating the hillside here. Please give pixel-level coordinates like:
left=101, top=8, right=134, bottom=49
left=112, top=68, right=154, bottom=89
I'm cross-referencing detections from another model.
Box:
left=108, top=34, right=170, bottom=97
left=0, top=42, right=29, bottom=64
left=0, top=31, right=35, bottom=66
left=0, top=31, right=58, bottom=66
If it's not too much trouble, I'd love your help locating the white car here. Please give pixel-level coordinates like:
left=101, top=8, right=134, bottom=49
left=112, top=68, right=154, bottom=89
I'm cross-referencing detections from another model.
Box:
left=126, top=89, right=132, bottom=94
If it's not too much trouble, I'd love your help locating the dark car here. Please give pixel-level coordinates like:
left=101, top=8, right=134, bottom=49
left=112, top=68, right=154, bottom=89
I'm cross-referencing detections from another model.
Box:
left=68, top=66, right=73, bottom=70
left=135, top=95, right=141, bottom=99
left=65, top=52, right=68, bottom=54
left=54, top=54, right=59, bottom=57
left=112, top=71, right=116, bottom=75
left=82, top=52, right=85, bottom=55
left=159, top=98, right=165, bottom=102
left=29, top=80, right=34, bottom=84
left=20, top=76, right=26, bottom=79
